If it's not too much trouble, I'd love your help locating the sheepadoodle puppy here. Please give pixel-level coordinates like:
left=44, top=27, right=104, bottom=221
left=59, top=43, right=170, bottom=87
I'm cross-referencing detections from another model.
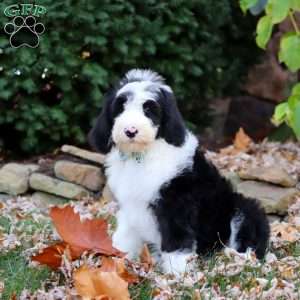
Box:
left=89, top=69, right=270, bottom=275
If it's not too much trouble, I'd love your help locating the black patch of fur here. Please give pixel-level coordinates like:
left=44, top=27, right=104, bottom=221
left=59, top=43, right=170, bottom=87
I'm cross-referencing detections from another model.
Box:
left=88, top=89, right=116, bottom=154
left=156, top=88, right=186, bottom=147
left=151, top=149, right=270, bottom=259
left=143, top=100, right=162, bottom=126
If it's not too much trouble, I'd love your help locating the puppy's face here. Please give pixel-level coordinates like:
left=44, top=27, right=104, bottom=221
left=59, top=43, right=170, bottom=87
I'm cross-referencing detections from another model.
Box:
left=89, top=69, right=186, bottom=154
left=111, top=81, right=162, bottom=153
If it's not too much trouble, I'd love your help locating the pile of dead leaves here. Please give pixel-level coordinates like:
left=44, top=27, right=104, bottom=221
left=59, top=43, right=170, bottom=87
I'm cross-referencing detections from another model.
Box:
left=32, top=205, right=152, bottom=300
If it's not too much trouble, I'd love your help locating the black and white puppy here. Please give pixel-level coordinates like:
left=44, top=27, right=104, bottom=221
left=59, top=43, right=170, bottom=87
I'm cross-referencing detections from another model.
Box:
left=89, top=69, right=270, bottom=275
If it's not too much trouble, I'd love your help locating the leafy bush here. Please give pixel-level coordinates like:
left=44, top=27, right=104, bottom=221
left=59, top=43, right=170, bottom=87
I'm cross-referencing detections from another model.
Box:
left=241, top=0, right=300, bottom=139
left=0, top=0, right=259, bottom=154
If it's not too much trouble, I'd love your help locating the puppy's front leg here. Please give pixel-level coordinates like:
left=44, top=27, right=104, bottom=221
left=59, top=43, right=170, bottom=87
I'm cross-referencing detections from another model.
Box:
left=112, top=212, right=143, bottom=259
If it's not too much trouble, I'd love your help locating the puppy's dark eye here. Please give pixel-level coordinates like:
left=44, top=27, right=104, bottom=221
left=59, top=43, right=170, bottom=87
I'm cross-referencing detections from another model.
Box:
left=113, top=95, right=127, bottom=117
left=143, top=100, right=161, bottom=125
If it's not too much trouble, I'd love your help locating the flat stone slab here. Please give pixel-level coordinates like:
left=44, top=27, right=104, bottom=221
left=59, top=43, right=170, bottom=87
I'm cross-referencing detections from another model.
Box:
left=54, top=160, right=104, bottom=191
left=31, top=192, right=69, bottom=213
left=221, top=171, right=241, bottom=191
left=238, top=166, right=297, bottom=187
left=29, top=173, right=90, bottom=200
left=237, top=180, right=300, bottom=215
left=61, top=145, right=105, bottom=164
left=0, top=163, right=39, bottom=195
left=0, top=193, right=11, bottom=201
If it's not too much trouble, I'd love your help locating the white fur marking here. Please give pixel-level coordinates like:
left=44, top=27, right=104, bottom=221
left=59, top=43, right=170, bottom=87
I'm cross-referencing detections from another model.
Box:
left=107, top=132, right=198, bottom=258
left=228, top=213, right=244, bottom=250
left=124, top=69, right=165, bottom=83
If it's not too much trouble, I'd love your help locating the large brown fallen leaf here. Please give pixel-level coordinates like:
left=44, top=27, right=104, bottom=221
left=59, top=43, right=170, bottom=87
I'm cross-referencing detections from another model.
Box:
left=32, top=205, right=123, bottom=269
left=50, top=205, right=124, bottom=257
left=32, top=242, right=83, bottom=269
left=233, top=128, right=253, bottom=151
left=74, top=264, right=131, bottom=300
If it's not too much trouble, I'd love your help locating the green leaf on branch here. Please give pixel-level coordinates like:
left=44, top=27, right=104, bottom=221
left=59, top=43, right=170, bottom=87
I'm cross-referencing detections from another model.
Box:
left=288, top=95, right=299, bottom=110
left=291, top=0, right=300, bottom=10
left=279, top=33, right=300, bottom=72
left=272, top=102, right=289, bottom=125
left=292, top=83, right=300, bottom=96
left=291, top=103, right=300, bottom=138
left=240, top=0, right=259, bottom=13
left=256, top=16, right=273, bottom=49
left=266, top=0, right=291, bottom=24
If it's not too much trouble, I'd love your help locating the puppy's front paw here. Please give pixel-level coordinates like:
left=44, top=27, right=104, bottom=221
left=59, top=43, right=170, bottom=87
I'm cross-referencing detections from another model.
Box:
left=161, top=251, right=196, bottom=277
left=112, top=230, right=142, bottom=260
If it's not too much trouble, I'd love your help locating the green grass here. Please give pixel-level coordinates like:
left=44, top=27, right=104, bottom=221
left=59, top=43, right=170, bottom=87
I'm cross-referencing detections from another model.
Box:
left=129, top=280, right=154, bottom=300
left=0, top=248, right=51, bottom=300
left=271, top=241, right=300, bottom=258
left=0, top=216, right=11, bottom=233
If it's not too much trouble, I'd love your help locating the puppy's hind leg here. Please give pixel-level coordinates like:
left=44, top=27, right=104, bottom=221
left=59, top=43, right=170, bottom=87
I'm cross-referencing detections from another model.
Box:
left=229, top=196, right=270, bottom=259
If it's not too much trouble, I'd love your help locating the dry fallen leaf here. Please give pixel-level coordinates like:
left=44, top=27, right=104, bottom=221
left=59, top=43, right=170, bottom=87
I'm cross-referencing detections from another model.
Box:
left=140, top=244, right=154, bottom=272
left=74, top=264, right=131, bottom=300
left=32, top=242, right=83, bottom=269
left=32, top=205, right=124, bottom=268
left=10, top=292, right=17, bottom=300
left=272, top=222, right=300, bottom=243
left=233, top=128, right=253, bottom=151
left=278, top=265, right=295, bottom=280
left=50, top=205, right=124, bottom=257
left=101, top=257, right=139, bottom=284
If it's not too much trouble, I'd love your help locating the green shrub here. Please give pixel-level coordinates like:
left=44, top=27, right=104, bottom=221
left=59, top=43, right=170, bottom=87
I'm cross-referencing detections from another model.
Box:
left=0, top=0, right=260, bottom=154
left=240, top=0, right=300, bottom=140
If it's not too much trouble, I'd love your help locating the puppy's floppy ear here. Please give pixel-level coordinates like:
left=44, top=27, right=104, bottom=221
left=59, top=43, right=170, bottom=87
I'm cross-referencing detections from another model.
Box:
left=158, top=88, right=186, bottom=146
left=88, top=91, right=114, bottom=154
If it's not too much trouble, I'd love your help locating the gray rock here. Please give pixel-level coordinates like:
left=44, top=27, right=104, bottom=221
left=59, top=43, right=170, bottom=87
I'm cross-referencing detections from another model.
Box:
left=267, top=214, right=281, bottom=224
left=29, top=173, right=90, bottom=200
left=54, top=160, right=104, bottom=191
left=238, top=166, right=297, bottom=187
left=220, top=171, right=241, bottom=191
left=237, top=180, right=300, bottom=215
left=0, top=163, right=39, bottom=195
left=31, top=192, right=69, bottom=213
left=102, top=184, right=115, bottom=202
left=0, top=193, right=10, bottom=201
left=61, top=145, right=105, bottom=164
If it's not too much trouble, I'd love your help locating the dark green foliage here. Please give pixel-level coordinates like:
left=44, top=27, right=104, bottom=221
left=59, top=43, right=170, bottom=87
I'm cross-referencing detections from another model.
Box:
left=0, top=0, right=260, bottom=154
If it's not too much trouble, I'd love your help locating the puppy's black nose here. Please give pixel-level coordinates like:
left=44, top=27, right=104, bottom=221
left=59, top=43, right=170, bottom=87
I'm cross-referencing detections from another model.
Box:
left=124, top=127, right=138, bottom=139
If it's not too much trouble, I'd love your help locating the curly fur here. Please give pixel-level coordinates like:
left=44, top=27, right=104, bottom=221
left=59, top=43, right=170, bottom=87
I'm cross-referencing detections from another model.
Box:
left=89, top=69, right=270, bottom=275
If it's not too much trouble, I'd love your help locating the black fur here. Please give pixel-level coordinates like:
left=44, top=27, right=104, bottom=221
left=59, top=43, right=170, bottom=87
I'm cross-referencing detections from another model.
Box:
left=156, top=88, right=186, bottom=147
left=88, top=89, right=116, bottom=154
left=151, top=149, right=270, bottom=259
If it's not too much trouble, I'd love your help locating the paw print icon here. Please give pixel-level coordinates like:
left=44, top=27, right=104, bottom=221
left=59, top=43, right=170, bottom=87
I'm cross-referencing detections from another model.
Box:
left=4, top=16, right=45, bottom=48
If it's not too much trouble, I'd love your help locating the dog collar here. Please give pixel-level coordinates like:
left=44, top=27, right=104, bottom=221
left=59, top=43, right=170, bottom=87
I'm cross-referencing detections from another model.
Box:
left=119, top=151, right=145, bottom=163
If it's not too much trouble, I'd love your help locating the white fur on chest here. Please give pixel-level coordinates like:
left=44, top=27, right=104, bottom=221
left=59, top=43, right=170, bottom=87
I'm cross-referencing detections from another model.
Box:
left=105, top=132, right=198, bottom=244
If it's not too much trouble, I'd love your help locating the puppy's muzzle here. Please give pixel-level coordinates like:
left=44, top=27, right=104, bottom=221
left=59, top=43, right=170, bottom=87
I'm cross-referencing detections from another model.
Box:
left=124, top=126, right=138, bottom=139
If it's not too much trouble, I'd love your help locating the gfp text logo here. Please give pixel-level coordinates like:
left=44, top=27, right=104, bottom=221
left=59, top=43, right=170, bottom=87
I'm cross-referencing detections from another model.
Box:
left=3, top=4, right=46, bottom=48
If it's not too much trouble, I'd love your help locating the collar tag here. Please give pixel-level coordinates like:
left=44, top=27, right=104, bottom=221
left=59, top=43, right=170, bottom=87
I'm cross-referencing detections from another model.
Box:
left=119, top=151, right=145, bottom=163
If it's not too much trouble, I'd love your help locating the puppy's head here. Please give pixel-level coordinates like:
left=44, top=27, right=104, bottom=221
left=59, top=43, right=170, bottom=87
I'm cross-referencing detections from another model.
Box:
left=89, top=69, right=186, bottom=154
